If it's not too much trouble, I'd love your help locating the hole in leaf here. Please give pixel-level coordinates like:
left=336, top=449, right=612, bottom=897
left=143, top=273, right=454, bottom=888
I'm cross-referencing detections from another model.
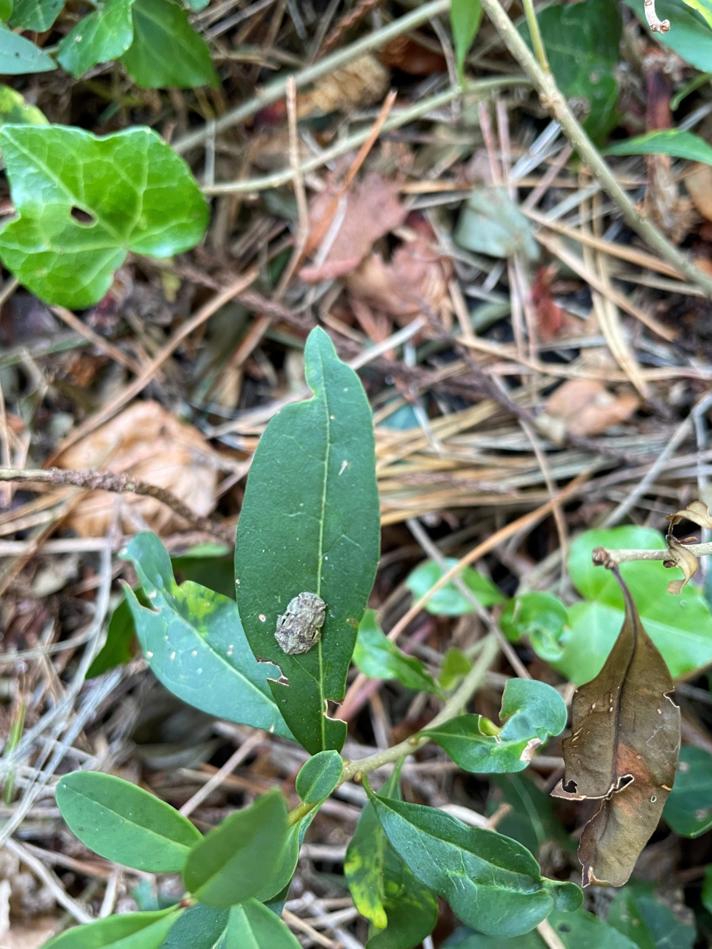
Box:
left=563, top=779, right=578, bottom=793
left=70, top=206, right=97, bottom=227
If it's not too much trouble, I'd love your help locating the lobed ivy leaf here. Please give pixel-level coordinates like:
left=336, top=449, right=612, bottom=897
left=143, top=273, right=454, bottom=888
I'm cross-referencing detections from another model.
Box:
left=183, top=791, right=295, bottom=907
left=0, top=25, right=55, bottom=74
left=123, top=532, right=291, bottom=738
left=10, top=0, right=62, bottom=30
left=55, top=771, right=201, bottom=872
left=663, top=745, right=712, bottom=837
left=423, top=679, right=567, bottom=774
left=235, top=327, right=380, bottom=754
left=0, top=124, right=208, bottom=308
left=295, top=749, right=343, bottom=804
left=405, top=557, right=505, bottom=616
left=44, top=907, right=182, bottom=948
left=370, top=794, right=581, bottom=936
left=354, top=609, right=441, bottom=695
left=57, top=0, right=134, bottom=78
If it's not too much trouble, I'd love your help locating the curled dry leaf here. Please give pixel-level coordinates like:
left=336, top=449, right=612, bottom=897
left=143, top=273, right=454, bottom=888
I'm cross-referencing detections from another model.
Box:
left=552, top=569, right=680, bottom=886
left=543, top=379, right=639, bottom=438
left=55, top=400, right=218, bottom=536
left=664, top=499, right=712, bottom=592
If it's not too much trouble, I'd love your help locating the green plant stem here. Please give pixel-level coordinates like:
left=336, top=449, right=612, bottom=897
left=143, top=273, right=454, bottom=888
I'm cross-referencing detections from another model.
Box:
left=520, top=0, right=549, bottom=72
left=287, top=633, right=499, bottom=826
left=174, top=0, right=451, bottom=155
left=480, top=0, right=712, bottom=298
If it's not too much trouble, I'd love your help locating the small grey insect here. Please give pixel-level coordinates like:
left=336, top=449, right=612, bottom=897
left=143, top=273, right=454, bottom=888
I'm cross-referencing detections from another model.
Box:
left=275, top=592, right=327, bottom=655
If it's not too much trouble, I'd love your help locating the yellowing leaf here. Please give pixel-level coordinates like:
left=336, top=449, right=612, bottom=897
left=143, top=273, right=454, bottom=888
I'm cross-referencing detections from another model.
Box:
left=680, top=0, right=712, bottom=26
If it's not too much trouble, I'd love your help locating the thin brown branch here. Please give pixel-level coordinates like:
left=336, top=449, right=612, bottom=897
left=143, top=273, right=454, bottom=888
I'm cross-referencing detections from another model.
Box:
left=592, top=542, right=712, bottom=567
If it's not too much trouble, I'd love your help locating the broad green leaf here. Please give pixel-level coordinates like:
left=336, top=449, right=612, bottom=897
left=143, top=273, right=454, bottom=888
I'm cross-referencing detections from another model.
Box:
left=663, top=745, right=712, bottom=837
left=57, top=0, right=134, bottom=78
left=225, top=901, right=299, bottom=948
left=0, top=125, right=208, bottom=309
left=354, top=609, right=441, bottom=694
left=0, top=0, right=12, bottom=21
left=450, top=0, right=482, bottom=77
left=295, top=750, right=343, bottom=803
left=371, top=794, right=581, bottom=936
left=160, top=905, right=229, bottom=948
left=444, top=907, right=637, bottom=947
left=121, top=0, right=218, bottom=88
left=10, top=0, right=62, bottom=29
left=681, top=0, right=712, bottom=26
left=455, top=186, right=539, bottom=260
left=490, top=773, right=571, bottom=856
left=624, top=0, right=712, bottom=72
left=183, top=791, right=295, bottom=907
left=559, top=526, right=712, bottom=684
left=56, top=771, right=201, bottom=872
left=439, top=647, right=471, bottom=689
left=423, top=679, right=566, bottom=773
left=606, top=130, right=712, bottom=165
left=44, top=908, right=182, bottom=948
left=235, top=327, right=380, bottom=754
left=501, top=592, right=567, bottom=662
left=0, top=84, right=47, bottom=126
left=87, top=595, right=137, bottom=678
left=608, top=883, right=695, bottom=949
left=405, top=557, right=505, bottom=616
left=0, top=25, right=55, bottom=74
left=122, top=532, right=291, bottom=738
left=521, top=0, right=622, bottom=142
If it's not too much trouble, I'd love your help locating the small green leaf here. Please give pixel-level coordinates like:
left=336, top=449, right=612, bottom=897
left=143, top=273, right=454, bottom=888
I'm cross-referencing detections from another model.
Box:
left=405, top=557, right=504, bottom=616
left=455, top=186, right=539, bottom=261
left=606, top=129, right=712, bottom=165
left=56, top=771, right=201, bottom=872
left=439, top=647, right=472, bottom=690
left=225, top=901, right=299, bottom=948
left=0, top=84, right=47, bottom=126
left=450, top=0, right=482, bottom=77
left=0, top=25, right=55, bottom=74
left=501, top=592, right=567, bottom=662
left=296, top=750, right=343, bottom=804
left=624, top=0, right=712, bottom=73
left=608, top=883, right=695, bottom=949
left=663, top=745, right=712, bottom=837
left=123, top=533, right=290, bottom=738
left=10, top=0, right=62, bottom=30
left=183, top=791, right=295, bottom=907
left=370, top=794, right=581, bottom=936
left=0, top=0, right=12, bottom=21
left=354, top=609, right=441, bottom=694
left=121, top=0, right=218, bottom=88
left=444, top=906, right=638, bottom=947
left=57, top=0, right=135, bottom=78
left=87, top=595, right=137, bottom=678
left=44, top=908, right=182, bottom=949
left=235, top=327, right=380, bottom=754
left=423, top=679, right=566, bottom=773
left=0, top=124, right=208, bottom=308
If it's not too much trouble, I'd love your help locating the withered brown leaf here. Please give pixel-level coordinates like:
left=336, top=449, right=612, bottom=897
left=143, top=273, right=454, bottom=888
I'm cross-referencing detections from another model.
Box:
left=552, top=569, right=680, bottom=886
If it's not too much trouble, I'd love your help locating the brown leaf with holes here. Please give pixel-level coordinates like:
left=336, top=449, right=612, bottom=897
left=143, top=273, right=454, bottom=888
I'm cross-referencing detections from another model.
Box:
left=552, top=571, right=680, bottom=886
left=544, top=379, right=638, bottom=437
left=55, top=401, right=218, bottom=536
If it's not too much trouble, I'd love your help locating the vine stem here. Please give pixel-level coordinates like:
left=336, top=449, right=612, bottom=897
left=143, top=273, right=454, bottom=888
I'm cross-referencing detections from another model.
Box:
left=287, top=633, right=500, bottom=826
left=520, top=0, right=550, bottom=72
left=592, top=542, right=712, bottom=567
left=479, top=0, right=712, bottom=297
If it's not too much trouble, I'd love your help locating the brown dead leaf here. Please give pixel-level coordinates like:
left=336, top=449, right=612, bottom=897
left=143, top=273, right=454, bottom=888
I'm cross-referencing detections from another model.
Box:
left=552, top=570, right=680, bottom=886
left=685, top=164, right=712, bottom=222
left=55, top=401, right=218, bottom=536
left=663, top=500, right=712, bottom=592
left=544, top=379, right=638, bottom=437
left=299, top=54, right=388, bottom=117
left=379, top=36, right=447, bottom=75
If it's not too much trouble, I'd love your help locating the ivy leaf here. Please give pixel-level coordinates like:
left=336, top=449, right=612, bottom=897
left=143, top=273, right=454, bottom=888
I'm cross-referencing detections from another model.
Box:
left=235, top=327, right=380, bottom=754
left=55, top=771, right=201, bottom=872
left=57, top=0, right=135, bottom=78
left=0, top=124, right=208, bottom=308
left=44, top=908, right=182, bottom=948
left=405, top=557, right=505, bottom=616
left=122, top=532, right=291, bottom=739
left=663, top=745, right=712, bottom=837
left=370, top=794, right=581, bottom=936
left=121, top=0, right=218, bottom=88
left=450, top=0, right=482, bottom=77
left=0, top=25, right=55, bottom=74
left=553, top=571, right=681, bottom=887
left=183, top=791, right=295, bottom=907
left=501, top=592, right=567, bottom=663
left=606, top=129, right=712, bottom=166
left=10, top=0, right=62, bottom=30
left=623, top=0, right=712, bottom=73
left=295, top=750, right=343, bottom=804
left=423, top=679, right=567, bottom=774
left=354, top=609, right=441, bottom=695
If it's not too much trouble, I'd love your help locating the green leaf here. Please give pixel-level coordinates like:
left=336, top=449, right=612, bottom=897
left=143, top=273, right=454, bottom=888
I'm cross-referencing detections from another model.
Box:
left=624, top=0, right=712, bottom=72
left=0, top=0, right=12, bottom=21
left=0, top=125, right=208, bottom=309
left=680, top=0, right=712, bottom=26
left=235, top=327, right=380, bottom=754
left=0, top=25, right=55, bottom=74
left=57, top=0, right=134, bottom=78
left=0, top=84, right=47, bottom=126
left=184, top=0, right=209, bottom=9
left=522, top=0, right=622, bottom=143
left=439, top=647, right=472, bottom=690
left=87, top=595, right=137, bottom=678
left=703, top=865, right=712, bottom=914
left=122, top=532, right=291, bottom=739
left=121, top=0, right=218, bottom=88
left=450, top=0, right=482, bottom=77
left=423, top=679, right=566, bottom=773
left=501, top=592, right=567, bottom=662
left=455, top=186, right=539, bottom=261
left=405, top=557, right=504, bottom=616
left=295, top=750, right=343, bottom=804
left=445, top=905, right=638, bottom=947
left=224, top=901, right=299, bottom=948
left=606, top=129, right=712, bottom=165
left=10, top=0, right=62, bottom=29
left=56, top=771, right=201, bottom=872
left=45, top=908, right=182, bottom=948
left=490, top=773, right=572, bottom=857
left=160, top=905, right=229, bottom=948
left=370, top=794, right=581, bottom=936
left=557, top=526, right=712, bottom=684
left=183, top=791, right=295, bottom=907
left=354, top=609, right=441, bottom=694
left=607, top=883, right=695, bottom=949
left=663, top=745, right=712, bottom=837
